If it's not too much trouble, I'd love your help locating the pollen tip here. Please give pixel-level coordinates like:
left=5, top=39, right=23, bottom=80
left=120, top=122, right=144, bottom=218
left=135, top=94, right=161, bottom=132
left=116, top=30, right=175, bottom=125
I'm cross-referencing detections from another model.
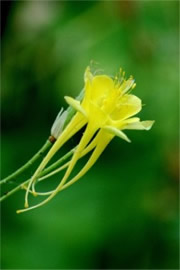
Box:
left=24, top=202, right=29, bottom=208
left=32, top=191, right=38, bottom=197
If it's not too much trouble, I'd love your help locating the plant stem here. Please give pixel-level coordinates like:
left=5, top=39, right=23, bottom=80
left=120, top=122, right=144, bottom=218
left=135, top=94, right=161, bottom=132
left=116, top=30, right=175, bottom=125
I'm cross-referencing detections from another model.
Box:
left=0, top=140, right=52, bottom=185
left=0, top=179, right=30, bottom=202
left=0, top=147, right=75, bottom=202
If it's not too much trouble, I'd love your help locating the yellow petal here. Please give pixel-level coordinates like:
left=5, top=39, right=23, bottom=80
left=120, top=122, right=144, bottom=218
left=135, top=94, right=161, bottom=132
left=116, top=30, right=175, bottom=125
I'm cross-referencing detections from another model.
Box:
left=62, top=123, right=97, bottom=181
left=124, top=117, right=140, bottom=124
left=85, top=74, right=114, bottom=104
left=103, top=126, right=131, bottom=143
left=88, top=101, right=108, bottom=127
left=61, top=130, right=113, bottom=191
left=16, top=130, right=112, bottom=214
left=64, top=96, right=87, bottom=118
left=32, top=123, right=98, bottom=208
left=124, top=120, right=155, bottom=130
left=111, top=94, right=142, bottom=121
left=40, top=113, right=86, bottom=168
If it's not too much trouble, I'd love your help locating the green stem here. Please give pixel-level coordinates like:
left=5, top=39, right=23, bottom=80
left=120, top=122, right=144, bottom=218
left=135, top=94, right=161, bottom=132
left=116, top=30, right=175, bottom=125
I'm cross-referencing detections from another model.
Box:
left=0, top=179, right=30, bottom=202
left=0, top=147, right=75, bottom=202
left=0, top=140, right=52, bottom=185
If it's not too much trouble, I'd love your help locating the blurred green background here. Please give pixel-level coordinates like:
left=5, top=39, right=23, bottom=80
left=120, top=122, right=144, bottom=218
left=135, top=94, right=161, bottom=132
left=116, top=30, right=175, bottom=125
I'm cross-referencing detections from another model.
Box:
left=1, top=1, right=179, bottom=269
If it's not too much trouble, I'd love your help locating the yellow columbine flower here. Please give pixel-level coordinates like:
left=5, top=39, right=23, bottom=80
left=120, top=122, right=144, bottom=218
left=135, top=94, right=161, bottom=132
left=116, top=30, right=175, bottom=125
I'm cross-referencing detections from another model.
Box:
left=17, top=66, right=154, bottom=213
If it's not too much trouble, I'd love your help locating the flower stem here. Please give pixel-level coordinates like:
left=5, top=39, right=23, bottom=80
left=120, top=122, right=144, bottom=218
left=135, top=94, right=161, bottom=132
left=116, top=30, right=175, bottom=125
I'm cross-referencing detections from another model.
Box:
left=0, top=147, right=75, bottom=202
left=0, top=179, right=30, bottom=202
left=0, top=140, right=52, bottom=186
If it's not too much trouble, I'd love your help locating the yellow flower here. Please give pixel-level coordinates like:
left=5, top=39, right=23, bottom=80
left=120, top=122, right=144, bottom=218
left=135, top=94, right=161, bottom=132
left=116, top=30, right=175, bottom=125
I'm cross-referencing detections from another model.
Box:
left=17, top=66, right=154, bottom=213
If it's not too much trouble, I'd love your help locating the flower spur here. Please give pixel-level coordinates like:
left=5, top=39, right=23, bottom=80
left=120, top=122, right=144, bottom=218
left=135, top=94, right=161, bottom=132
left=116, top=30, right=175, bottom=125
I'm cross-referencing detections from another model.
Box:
left=17, top=66, right=154, bottom=213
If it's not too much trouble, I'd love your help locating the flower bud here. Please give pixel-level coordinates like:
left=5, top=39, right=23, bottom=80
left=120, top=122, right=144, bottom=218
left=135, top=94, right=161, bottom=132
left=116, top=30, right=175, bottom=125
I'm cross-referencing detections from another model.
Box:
left=51, top=108, right=68, bottom=139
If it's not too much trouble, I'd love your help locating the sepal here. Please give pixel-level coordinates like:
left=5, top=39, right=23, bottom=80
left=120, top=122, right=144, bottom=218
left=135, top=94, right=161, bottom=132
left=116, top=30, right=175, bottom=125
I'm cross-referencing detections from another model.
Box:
left=65, top=96, right=87, bottom=118
left=103, top=126, right=131, bottom=143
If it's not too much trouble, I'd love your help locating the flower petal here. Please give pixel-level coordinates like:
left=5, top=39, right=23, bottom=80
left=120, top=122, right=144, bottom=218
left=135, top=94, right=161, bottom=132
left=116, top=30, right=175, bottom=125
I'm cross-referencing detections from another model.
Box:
left=111, top=94, right=142, bottom=121
left=86, top=74, right=114, bottom=104
left=103, top=125, right=131, bottom=142
left=61, top=130, right=113, bottom=191
left=65, top=96, right=87, bottom=118
left=124, top=117, right=140, bottom=124
left=124, top=120, right=155, bottom=130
